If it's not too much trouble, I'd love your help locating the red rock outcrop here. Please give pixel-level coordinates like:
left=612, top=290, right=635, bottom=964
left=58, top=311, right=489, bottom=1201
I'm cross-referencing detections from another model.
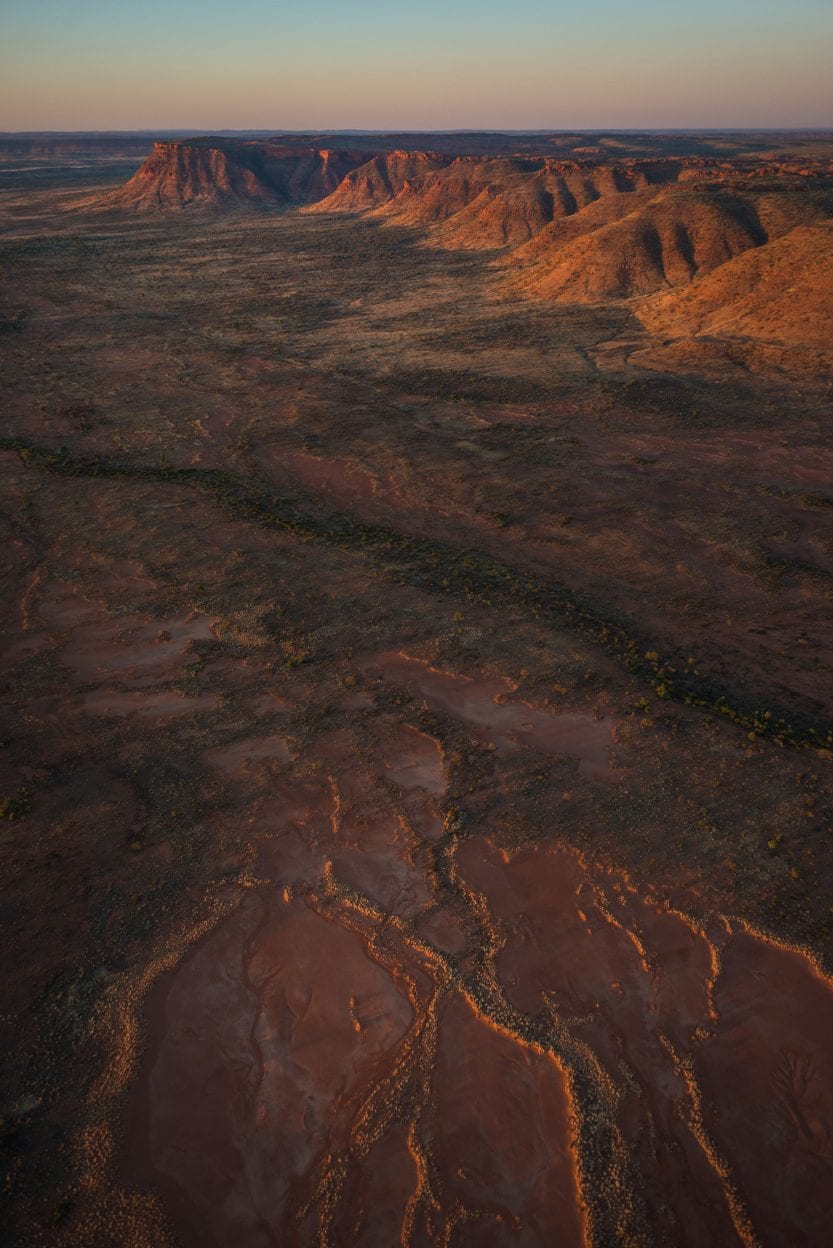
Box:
left=97, top=142, right=274, bottom=210
left=312, top=155, right=678, bottom=245
left=430, top=159, right=676, bottom=248
left=92, top=139, right=833, bottom=349
left=509, top=185, right=768, bottom=300
left=306, top=151, right=833, bottom=312
left=95, top=141, right=372, bottom=212
left=637, top=220, right=833, bottom=349
left=306, top=150, right=453, bottom=213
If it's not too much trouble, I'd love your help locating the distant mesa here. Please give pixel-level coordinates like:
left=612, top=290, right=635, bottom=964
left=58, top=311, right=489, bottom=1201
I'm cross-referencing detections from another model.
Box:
left=0, top=135, right=155, bottom=161
left=93, top=139, right=374, bottom=212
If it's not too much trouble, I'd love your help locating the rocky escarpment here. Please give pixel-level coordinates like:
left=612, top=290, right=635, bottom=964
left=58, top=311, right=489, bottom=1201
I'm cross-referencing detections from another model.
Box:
left=98, top=142, right=274, bottom=210
left=508, top=185, right=769, bottom=299
left=637, top=219, right=833, bottom=348
left=94, top=140, right=372, bottom=211
left=305, top=150, right=453, bottom=213
left=422, top=159, right=677, bottom=247
left=310, top=151, right=833, bottom=295
left=97, top=140, right=833, bottom=339
left=309, top=155, right=675, bottom=237
left=310, top=147, right=833, bottom=354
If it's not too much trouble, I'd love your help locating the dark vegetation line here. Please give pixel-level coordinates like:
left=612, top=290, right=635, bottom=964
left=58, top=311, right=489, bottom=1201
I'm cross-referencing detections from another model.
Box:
left=5, top=435, right=832, bottom=754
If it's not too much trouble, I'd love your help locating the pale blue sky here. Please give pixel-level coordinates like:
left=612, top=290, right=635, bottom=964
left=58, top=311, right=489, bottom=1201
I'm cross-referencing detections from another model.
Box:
left=2, top=0, right=831, bottom=130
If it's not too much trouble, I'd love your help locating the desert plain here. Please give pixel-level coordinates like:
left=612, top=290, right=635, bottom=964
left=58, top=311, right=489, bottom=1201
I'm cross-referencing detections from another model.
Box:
left=1, top=130, right=833, bottom=1246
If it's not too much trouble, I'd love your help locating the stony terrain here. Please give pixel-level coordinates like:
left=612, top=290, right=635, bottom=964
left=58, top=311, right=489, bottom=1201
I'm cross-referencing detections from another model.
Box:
left=2, top=134, right=833, bottom=1247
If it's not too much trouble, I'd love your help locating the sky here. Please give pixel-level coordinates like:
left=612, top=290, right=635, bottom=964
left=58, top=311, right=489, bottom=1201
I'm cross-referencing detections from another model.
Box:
left=1, top=0, right=832, bottom=132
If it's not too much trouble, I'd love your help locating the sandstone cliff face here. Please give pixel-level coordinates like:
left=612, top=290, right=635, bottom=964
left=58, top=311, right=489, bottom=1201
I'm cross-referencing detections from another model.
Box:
left=637, top=220, right=833, bottom=348
left=97, top=143, right=275, bottom=210
left=375, top=157, right=525, bottom=227
left=309, top=154, right=676, bottom=246
left=428, top=160, right=678, bottom=249
left=510, top=178, right=833, bottom=304
left=306, top=151, right=452, bottom=213
left=509, top=186, right=771, bottom=300
left=311, top=153, right=832, bottom=311
left=257, top=145, right=372, bottom=204
left=314, top=156, right=679, bottom=241
left=95, top=141, right=372, bottom=212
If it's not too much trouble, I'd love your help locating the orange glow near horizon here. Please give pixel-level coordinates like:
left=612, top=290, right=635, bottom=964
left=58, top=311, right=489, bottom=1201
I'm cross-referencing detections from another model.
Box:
left=2, top=1, right=832, bottom=131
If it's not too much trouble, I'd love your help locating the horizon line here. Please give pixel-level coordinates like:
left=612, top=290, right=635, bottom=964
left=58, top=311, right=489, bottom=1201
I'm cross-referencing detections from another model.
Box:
left=3, top=126, right=833, bottom=137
